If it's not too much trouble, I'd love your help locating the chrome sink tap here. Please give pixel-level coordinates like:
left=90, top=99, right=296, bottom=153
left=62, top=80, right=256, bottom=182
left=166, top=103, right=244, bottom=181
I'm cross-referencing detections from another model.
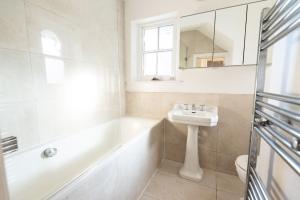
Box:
left=199, top=104, right=205, bottom=111
left=192, top=104, right=196, bottom=112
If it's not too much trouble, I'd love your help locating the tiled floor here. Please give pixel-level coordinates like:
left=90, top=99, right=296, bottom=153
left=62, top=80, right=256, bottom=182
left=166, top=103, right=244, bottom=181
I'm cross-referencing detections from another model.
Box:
left=139, top=160, right=245, bottom=200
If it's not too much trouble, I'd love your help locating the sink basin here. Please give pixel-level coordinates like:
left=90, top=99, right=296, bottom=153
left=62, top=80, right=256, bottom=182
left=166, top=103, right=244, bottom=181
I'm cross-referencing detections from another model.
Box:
left=168, top=104, right=218, bottom=126
left=168, top=104, right=218, bottom=182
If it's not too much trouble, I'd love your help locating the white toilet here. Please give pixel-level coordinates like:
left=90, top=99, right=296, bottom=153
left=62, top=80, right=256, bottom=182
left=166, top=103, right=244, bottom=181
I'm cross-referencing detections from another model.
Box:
left=235, top=155, right=248, bottom=183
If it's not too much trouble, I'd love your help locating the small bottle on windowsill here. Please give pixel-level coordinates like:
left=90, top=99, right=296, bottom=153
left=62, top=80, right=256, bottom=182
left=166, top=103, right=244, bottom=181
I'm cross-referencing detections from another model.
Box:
left=151, top=77, right=160, bottom=81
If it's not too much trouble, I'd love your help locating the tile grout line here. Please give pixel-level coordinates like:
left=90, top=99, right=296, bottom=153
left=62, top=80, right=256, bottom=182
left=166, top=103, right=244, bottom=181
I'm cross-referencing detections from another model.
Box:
left=144, top=160, right=244, bottom=200
left=2, top=1, right=113, bottom=66
left=0, top=46, right=107, bottom=67
left=136, top=169, right=159, bottom=200
left=22, top=0, right=42, bottom=148
left=25, top=1, right=74, bottom=25
left=216, top=171, right=218, bottom=200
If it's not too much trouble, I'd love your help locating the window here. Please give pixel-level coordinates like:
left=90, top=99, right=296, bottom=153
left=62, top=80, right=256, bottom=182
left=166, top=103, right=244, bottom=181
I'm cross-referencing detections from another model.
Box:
left=141, top=24, right=175, bottom=80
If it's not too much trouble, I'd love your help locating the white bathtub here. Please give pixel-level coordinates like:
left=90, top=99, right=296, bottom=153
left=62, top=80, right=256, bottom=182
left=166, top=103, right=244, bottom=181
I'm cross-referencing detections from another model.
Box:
left=4, top=117, right=164, bottom=200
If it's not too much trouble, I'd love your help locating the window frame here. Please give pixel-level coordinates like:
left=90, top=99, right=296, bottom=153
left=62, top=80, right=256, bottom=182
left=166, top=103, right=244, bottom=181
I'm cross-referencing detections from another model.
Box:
left=139, top=20, right=176, bottom=81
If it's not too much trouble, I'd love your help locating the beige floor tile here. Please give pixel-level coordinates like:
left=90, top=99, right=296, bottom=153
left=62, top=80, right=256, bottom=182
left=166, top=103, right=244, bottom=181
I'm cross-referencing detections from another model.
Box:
left=143, top=171, right=216, bottom=200
left=159, top=159, right=183, bottom=175
left=199, top=169, right=217, bottom=189
left=216, top=172, right=245, bottom=195
left=143, top=172, right=183, bottom=199
left=140, top=195, right=159, bottom=200
left=141, top=160, right=248, bottom=200
left=159, top=159, right=217, bottom=189
left=217, top=190, right=242, bottom=200
left=180, top=180, right=216, bottom=200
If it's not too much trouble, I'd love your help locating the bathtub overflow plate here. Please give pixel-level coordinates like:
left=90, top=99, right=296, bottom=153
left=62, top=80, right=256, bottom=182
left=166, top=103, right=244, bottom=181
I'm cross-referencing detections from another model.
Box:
left=43, top=148, right=58, bottom=158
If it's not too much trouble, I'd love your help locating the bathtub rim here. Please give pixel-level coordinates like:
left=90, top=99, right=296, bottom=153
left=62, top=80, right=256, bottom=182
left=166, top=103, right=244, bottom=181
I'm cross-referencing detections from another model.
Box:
left=4, top=116, right=160, bottom=159
left=40, top=116, right=163, bottom=199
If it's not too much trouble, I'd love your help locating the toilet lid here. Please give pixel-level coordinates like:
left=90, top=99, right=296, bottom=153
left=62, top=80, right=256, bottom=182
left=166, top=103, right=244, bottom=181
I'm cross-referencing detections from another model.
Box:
left=236, top=155, right=248, bottom=171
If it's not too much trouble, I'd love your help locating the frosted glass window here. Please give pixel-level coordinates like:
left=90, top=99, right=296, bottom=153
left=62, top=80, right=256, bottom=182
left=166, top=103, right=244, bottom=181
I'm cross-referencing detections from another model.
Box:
left=141, top=24, right=175, bottom=79
left=159, top=26, right=173, bottom=49
left=144, top=28, right=158, bottom=51
left=157, top=52, right=172, bottom=76
left=143, top=53, right=157, bottom=76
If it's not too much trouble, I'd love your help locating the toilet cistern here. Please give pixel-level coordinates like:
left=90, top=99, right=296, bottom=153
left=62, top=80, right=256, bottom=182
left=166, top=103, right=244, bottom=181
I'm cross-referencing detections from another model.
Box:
left=168, top=104, right=218, bottom=181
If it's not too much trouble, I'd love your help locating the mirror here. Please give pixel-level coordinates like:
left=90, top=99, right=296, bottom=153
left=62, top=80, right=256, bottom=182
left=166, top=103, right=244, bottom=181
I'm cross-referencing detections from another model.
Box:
left=179, top=11, right=215, bottom=68
left=214, top=5, right=247, bottom=66
left=244, top=0, right=275, bottom=65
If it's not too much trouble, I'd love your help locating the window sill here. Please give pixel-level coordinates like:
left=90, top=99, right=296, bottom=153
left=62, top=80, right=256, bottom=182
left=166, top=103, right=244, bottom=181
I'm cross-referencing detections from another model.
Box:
left=138, top=76, right=176, bottom=81
left=136, top=79, right=181, bottom=83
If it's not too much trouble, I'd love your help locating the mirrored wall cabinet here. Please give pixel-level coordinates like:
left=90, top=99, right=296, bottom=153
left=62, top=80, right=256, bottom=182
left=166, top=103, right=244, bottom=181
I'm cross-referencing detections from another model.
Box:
left=179, top=0, right=275, bottom=69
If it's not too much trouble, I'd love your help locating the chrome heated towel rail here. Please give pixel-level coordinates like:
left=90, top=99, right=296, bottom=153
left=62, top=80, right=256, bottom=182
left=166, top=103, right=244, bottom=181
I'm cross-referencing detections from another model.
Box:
left=245, top=0, right=300, bottom=199
left=1, top=136, right=18, bottom=155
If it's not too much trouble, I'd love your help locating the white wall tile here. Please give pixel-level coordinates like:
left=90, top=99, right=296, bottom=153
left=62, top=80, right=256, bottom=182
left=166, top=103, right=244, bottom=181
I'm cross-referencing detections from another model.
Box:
left=0, top=0, right=123, bottom=153
left=25, top=3, right=82, bottom=60
left=0, top=101, right=39, bottom=150
left=26, top=0, right=118, bottom=28
left=0, top=0, right=28, bottom=51
left=29, top=53, right=122, bottom=141
left=0, top=49, right=34, bottom=103
left=25, top=1, right=119, bottom=65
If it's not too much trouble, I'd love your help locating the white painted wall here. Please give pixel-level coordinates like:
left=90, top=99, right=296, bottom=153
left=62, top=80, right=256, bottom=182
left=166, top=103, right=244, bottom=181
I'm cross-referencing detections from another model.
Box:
left=124, top=0, right=273, bottom=94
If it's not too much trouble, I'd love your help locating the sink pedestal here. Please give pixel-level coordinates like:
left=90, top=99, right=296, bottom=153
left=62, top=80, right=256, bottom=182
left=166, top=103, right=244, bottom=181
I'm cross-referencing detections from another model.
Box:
left=179, top=125, right=203, bottom=182
left=168, top=104, right=218, bottom=182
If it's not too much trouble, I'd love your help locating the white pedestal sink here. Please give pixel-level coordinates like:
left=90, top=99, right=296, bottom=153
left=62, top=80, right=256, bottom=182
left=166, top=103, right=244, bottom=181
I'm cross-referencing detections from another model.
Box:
left=168, top=104, right=218, bottom=182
